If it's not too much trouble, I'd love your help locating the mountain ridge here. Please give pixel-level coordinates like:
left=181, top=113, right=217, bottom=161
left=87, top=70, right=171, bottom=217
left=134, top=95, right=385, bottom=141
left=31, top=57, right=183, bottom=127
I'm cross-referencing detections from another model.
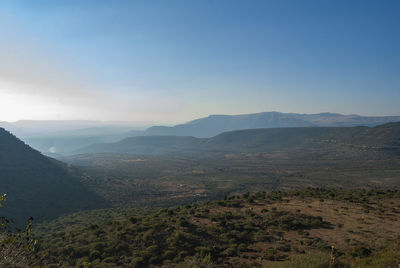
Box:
left=74, top=122, right=400, bottom=158
left=3, top=112, right=400, bottom=155
left=137, top=111, right=400, bottom=138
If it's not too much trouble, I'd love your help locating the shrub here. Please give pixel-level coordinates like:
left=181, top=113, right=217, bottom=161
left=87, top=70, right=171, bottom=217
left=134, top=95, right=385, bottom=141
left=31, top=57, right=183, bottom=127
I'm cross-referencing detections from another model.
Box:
left=131, top=257, right=145, bottom=267
left=89, top=250, right=101, bottom=261
left=264, top=248, right=279, bottom=261
left=224, top=247, right=237, bottom=257
left=350, top=246, right=372, bottom=257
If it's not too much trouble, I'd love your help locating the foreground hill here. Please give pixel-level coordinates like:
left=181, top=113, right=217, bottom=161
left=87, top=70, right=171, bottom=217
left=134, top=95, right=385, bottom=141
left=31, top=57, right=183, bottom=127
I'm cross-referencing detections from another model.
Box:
left=0, top=128, right=106, bottom=225
left=75, top=122, right=400, bottom=158
left=37, top=188, right=400, bottom=267
left=142, top=112, right=400, bottom=138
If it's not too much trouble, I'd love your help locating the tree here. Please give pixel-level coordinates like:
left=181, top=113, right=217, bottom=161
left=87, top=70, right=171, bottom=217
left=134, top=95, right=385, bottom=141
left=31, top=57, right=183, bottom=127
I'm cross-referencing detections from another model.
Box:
left=0, top=193, right=41, bottom=267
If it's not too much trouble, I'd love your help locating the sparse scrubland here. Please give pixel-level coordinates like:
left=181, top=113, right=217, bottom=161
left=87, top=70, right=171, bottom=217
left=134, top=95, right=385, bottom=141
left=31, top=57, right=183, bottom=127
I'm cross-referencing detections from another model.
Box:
left=35, top=188, right=400, bottom=267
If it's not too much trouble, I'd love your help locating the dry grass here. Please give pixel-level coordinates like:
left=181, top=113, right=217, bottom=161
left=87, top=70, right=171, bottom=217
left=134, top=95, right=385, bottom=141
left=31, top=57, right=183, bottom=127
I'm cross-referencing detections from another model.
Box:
left=186, top=195, right=400, bottom=267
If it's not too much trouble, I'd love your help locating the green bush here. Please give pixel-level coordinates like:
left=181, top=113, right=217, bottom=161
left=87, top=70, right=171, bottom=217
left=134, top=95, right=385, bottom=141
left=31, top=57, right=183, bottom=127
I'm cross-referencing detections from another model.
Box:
left=350, top=245, right=372, bottom=257
left=89, top=250, right=101, bottom=261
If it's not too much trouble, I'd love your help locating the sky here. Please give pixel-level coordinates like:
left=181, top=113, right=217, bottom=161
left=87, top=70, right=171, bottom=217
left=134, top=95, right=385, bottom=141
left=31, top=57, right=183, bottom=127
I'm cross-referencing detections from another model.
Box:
left=0, top=0, right=399, bottom=123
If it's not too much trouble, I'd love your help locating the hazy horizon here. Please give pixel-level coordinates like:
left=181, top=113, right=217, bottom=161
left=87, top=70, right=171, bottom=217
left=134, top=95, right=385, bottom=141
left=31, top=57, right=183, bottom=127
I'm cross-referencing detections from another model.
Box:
left=1, top=1, right=399, bottom=122
left=2, top=110, right=400, bottom=126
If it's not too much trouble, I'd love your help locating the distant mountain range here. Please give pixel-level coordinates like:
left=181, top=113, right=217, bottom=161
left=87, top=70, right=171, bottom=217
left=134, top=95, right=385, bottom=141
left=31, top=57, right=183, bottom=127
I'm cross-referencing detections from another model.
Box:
left=74, top=122, right=400, bottom=158
left=2, top=112, right=400, bottom=155
left=141, top=112, right=400, bottom=138
left=0, top=128, right=106, bottom=225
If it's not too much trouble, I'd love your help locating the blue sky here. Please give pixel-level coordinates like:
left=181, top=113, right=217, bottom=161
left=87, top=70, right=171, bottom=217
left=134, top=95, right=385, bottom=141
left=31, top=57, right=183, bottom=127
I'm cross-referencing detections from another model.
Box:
left=0, top=0, right=399, bottom=122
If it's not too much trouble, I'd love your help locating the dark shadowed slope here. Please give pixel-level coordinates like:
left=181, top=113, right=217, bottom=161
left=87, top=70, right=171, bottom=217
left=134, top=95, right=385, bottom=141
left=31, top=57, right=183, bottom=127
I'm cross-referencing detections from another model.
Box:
left=0, top=128, right=107, bottom=225
left=74, top=122, right=400, bottom=158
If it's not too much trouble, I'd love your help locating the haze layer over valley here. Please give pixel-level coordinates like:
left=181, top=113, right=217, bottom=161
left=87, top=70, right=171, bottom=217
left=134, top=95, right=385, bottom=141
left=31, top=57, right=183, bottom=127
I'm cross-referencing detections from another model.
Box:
left=2, top=111, right=400, bottom=156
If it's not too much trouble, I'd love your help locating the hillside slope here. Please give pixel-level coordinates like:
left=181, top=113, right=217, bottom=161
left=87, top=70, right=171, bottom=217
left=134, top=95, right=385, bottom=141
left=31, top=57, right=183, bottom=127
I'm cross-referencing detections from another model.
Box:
left=0, top=128, right=106, bottom=225
left=75, top=136, right=203, bottom=155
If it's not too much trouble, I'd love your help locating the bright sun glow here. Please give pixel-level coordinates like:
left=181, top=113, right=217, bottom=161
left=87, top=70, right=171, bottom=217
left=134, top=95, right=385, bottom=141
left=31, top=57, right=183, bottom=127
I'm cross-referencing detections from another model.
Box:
left=0, top=87, right=72, bottom=122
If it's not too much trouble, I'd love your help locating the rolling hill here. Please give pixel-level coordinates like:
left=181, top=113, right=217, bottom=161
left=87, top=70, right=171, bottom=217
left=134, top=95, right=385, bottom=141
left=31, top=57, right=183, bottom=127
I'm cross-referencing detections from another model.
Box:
left=0, top=128, right=107, bottom=225
left=74, top=122, right=400, bottom=158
